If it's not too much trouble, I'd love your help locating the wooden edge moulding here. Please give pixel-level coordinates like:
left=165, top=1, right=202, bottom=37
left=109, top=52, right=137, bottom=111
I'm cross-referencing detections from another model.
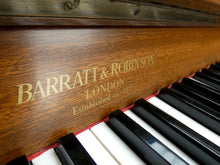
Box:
left=0, top=0, right=220, bottom=26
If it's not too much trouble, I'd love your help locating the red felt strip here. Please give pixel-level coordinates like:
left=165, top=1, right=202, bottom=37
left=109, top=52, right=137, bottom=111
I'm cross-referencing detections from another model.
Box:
left=27, top=91, right=159, bottom=161
left=24, top=63, right=214, bottom=161
left=28, top=143, right=59, bottom=161
left=74, top=116, right=109, bottom=136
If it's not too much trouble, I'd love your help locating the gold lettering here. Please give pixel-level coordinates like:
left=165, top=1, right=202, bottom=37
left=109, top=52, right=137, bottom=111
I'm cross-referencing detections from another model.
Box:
left=140, top=56, right=146, bottom=67
left=59, top=75, right=71, bottom=92
left=147, top=55, right=154, bottom=64
left=73, top=94, right=112, bottom=116
left=111, top=81, right=116, bottom=89
left=101, top=67, right=108, bottom=80
left=92, top=67, right=99, bottom=82
left=47, top=77, right=59, bottom=96
left=119, top=78, right=124, bottom=86
left=106, top=81, right=112, bottom=91
left=118, top=61, right=125, bottom=73
left=111, top=55, right=153, bottom=75
left=72, top=71, right=83, bottom=88
left=83, top=69, right=91, bottom=84
left=126, top=60, right=131, bottom=72
left=100, top=84, right=106, bottom=93
left=85, top=105, right=89, bottom=110
left=92, top=86, right=100, bottom=97
left=32, top=80, right=46, bottom=100
left=17, top=83, right=33, bottom=105
left=85, top=78, right=125, bottom=100
left=111, top=63, right=118, bottom=76
left=73, top=106, right=78, bottom=115
left=86, top=89, right=92, bottom=100
left=16, top=55, right=154, bottom=105
left=132, top=58, right=139, bottom=70
left=123, top=85, right=134, bottom=95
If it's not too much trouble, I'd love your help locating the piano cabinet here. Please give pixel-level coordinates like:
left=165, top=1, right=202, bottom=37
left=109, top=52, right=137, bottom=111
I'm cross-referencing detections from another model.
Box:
left=1, top=0, right=220, bottom=164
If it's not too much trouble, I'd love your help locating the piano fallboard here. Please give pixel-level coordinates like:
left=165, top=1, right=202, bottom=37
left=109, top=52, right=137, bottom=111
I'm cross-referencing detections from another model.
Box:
left=0, top=27, right=220, bottom=164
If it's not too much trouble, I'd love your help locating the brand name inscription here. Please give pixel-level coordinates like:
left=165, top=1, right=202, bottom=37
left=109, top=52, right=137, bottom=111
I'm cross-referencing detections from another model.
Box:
left=16, top=55, right=153, bottom=105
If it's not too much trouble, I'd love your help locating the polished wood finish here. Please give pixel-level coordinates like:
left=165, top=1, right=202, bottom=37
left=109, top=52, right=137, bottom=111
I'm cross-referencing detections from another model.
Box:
left=0, top=27, right=220, bottom=164
left=1, top=16, right=219, bottom=27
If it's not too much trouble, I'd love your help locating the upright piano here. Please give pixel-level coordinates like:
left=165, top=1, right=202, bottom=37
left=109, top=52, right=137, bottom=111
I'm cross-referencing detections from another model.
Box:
left=0, top=0, right=220, bottom=164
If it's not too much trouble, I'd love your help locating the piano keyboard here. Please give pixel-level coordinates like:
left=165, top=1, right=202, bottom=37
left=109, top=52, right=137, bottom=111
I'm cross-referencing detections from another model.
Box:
left=7, top=63, right=220, bottom=165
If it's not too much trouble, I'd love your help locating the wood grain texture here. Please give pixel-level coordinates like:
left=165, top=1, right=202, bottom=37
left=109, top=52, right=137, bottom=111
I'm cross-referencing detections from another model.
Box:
left=0, top=27, right=220, bottom=164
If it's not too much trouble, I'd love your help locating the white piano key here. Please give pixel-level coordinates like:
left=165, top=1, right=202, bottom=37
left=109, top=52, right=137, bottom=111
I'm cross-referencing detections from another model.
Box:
left=90, top=122, right=145, bottom=165
left=31, top=148, right=62, bottom=165
left=124, top=110, right=198, bottom=165
left=148, top=96, right=220, bottom=146
left=76, top=129, right=119, bottom=165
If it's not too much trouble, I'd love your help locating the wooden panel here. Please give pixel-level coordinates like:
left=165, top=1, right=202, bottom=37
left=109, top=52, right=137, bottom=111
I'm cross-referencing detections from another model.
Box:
left=0, top=27, right=220, bottom=164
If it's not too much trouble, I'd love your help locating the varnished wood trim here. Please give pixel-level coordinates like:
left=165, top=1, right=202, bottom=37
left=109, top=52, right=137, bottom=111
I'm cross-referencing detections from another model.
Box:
left=0, top=16, right=220, bottom=27
left=0, top=0, right=220, bottom=26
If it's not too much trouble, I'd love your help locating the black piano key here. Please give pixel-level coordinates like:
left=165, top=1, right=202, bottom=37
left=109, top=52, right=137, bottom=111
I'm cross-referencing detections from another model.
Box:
left=58, top=133, right=96, bottom=165
left=133, top=98, right=220, bottom=165
left=106, top=110, right=172, bottom=165
left=208, top=68, right=220, bottom=76
left=158, top=89, right=220, bottom=134
left=210, top=64, right=220, bottom=72
left=55, top=144, right=75, bottom=165
left=7, top=155, right=30, bottom=165
left=168, top=87, right=220, bottom=120
left=198, top=71, right=220, bottom=83
left=214, top=63, right=220, bottom=68
left=202, top=69, right=220, bottom=79
left=181, top=78, right=220, bottom=102
left=171, top=83, right=220, bottom=117
left=168, top=86, right=220, bottom=120
left=193, top=72, right=220, bottom=90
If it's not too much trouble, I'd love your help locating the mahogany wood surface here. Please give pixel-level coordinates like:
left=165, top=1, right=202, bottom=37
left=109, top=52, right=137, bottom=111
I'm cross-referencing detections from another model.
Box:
left=0, top=27, right=220, bottom=164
